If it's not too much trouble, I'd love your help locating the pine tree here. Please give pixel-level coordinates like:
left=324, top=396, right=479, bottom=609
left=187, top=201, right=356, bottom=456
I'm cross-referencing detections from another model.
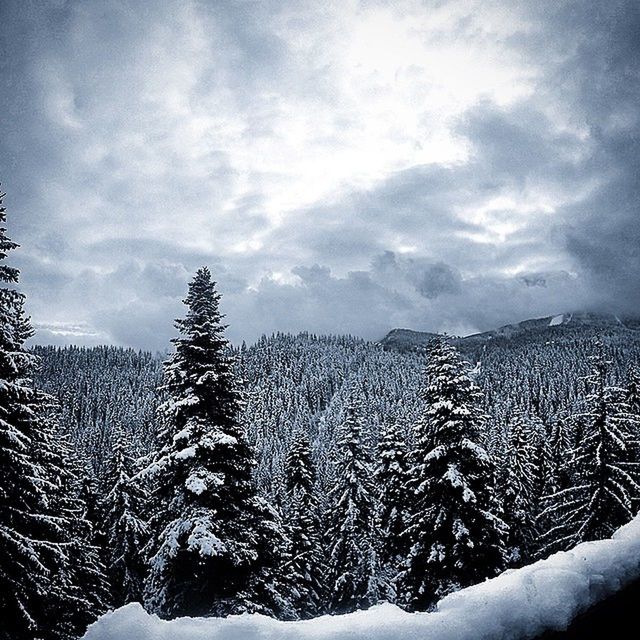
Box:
left=104, top=425, right=149, bottom=607
left=626, top=366, right=640, bottom=512
left=0, top=190, right=107, bottom=639
left=501, top=411, right=539, bottom=566
left=544, top=415, right=573, bottom=498
left=40, top=413, right=110, bottom=637
left=0, top=190, right=47, bottom=638
left=626, top=366, right=640, bottom=418
left=540, top=351, right=640, bottom=553
left=375, top=420, right=409, bottom=593
left=325, top=399, right=379, bottom=614
left=530, top=415, right=554, bottom=504
left=77, top=466, right=109, bottom=556
left=282, top=430, right=324, bottom=618
left=399, top=338, right=506, bottom=611
left=143, top=267, right=287, bottom=618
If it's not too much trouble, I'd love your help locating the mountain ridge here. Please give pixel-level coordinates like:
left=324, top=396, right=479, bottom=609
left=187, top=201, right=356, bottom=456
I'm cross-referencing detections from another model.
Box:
left=379, top=311, right=640, bottom=352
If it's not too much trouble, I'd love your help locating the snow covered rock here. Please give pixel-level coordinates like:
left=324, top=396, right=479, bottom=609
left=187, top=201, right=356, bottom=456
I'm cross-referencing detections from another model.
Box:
left=83, top=515, right=640, bottom=640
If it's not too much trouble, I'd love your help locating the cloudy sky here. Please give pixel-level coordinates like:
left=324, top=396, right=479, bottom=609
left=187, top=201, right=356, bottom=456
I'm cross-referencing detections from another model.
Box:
left=1, top=0, right=638, bottom=349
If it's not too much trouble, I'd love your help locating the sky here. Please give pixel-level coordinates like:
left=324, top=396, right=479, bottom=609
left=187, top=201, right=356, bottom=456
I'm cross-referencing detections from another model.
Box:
left=1, top=0, right=639, bottom=350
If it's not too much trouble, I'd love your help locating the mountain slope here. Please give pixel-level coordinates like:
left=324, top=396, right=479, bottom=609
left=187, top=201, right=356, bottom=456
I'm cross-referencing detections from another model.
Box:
left=379, top=312, right=640, bottom=352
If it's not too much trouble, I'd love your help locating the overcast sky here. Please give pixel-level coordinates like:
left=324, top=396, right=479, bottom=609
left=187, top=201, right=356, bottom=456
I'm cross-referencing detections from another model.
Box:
left=1, top=0, right=638, bottom=349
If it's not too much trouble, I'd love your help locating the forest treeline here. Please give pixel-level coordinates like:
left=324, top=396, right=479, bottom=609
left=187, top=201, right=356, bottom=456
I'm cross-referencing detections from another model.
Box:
left=2, top=191, right=640, bottom=639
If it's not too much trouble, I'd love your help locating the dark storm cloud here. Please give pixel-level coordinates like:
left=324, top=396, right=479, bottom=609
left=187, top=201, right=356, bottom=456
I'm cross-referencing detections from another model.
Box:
left=0, top=0, right=638, bottom=348
left=539, top=1, right=640, bottom=312
left=222, top=254, right=587, bottom=341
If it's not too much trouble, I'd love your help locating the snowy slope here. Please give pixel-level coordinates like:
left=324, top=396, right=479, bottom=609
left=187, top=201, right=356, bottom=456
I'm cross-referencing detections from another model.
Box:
left=379, top=311, right=640, bottom=352
left=83, top=515, right=640, bottom=640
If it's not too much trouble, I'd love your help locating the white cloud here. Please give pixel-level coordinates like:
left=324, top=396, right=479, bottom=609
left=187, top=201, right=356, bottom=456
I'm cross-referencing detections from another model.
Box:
left=4, top=0, right=632, bottom=348
left=33, top=0, right=541, bottom=248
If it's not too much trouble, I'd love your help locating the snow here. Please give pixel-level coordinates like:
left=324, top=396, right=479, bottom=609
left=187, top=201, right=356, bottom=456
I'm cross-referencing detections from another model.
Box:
left=443, top=464, right=476, bottom=503
left=185, top=475, right=206, bottom=495
left=185, top=470, right=225, bottom=495
left=201, top=432, right=239, bottom=449
left=549, top=314, right=564, bottom=327
left=175, top=446, right=196, bottom=460
left=187, top=520, right=227, bottom=557
left=172, top=427, right=192, bottom=443
left=84, top=514, right=640, bottom=640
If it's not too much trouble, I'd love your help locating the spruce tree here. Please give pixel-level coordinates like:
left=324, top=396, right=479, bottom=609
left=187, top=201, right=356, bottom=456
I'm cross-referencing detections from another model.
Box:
left=325, top=399, right=379, bottom=614
left=282, top=430, right=324, bottom=618
left=0, top=191, right=107, bottom=639
left=40, top=415, right=110, bottom=637
left=545, top=416, right=573, bottom=497
left=530, top=415, right=554, bottom=504
left=143, top=267, right=287, bottom=618
left=399, top=338, right=506, bottom=611
left=375, top=420, right=409, bottom=593
left=77, top=466, right=109, bottom=557
left=104, top=425, right=149, bottom=607
left=626, top=366, right=640, bottom=418
left=540, top=351, right=640, bottom=553
left=501, top=411, right=539, bottom=566
left=0, top=190, right=47, bottom=638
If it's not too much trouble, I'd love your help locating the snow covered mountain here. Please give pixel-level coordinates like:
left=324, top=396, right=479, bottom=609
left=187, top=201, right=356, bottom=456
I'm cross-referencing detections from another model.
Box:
left=379, top=311, right=640, bottom=352
left=376, top=328, right=441, bottom=351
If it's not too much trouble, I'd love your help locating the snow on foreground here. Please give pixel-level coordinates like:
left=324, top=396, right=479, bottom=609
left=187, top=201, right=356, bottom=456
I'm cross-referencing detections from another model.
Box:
left=83, top=515, right=640, bottom=640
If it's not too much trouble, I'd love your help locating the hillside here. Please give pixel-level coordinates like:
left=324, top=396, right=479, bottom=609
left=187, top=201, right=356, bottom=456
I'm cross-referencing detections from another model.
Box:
left=379, top=312, right=640, bottom=353
left=26, top=311, right=640, bottom=636
left=33, top=313, right=640, bottom=505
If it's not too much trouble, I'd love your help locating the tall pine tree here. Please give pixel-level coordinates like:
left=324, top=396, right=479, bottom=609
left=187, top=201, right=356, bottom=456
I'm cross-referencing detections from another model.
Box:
left=104, top=424, right=149, bottom=607
left=38, top=409, right=109, bottom=638
left=281, top=430, right=324, bottom=618
left=375, top=420, right=410, bottom=595
left=0, top=190, right=106, bottom=639
left=325, top=399, right=379, bottom=614
left=143, top=267, right=287, bottom=618
left=399, top=338, right=506, bottom=611
left=540, top=350, right=640, bottom=553
left=500, top=411, right=540, bottom=566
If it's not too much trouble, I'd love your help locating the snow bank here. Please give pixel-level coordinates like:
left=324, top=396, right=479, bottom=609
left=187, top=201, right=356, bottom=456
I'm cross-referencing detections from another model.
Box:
left=83, top=515, right=640, bottom=640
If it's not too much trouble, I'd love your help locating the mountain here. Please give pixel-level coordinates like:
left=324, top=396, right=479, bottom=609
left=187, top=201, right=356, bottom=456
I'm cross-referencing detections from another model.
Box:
left=379, top=311, right=640, bottom=352
left=376, top=328, right=441, bottom=351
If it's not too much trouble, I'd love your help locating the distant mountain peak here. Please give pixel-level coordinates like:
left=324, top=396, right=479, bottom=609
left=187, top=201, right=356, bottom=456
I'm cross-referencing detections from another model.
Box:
left=379, top=311, right=640, bottom=352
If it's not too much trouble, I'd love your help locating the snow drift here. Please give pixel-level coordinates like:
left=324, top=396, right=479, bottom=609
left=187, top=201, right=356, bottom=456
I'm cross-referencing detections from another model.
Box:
left=83, top=514, right=640, bottom=640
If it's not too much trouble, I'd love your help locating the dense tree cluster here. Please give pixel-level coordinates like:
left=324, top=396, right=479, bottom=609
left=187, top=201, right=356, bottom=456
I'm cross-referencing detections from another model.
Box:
left=398, top=339, right=506, bottom=610
left=0, top=192, right=107, bottom=639
left=3, top=187, right=640, bottom=637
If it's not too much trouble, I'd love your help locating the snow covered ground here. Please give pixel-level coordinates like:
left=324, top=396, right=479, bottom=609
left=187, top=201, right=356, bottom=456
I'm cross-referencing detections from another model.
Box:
left=83, top=515, right=640, bottom=640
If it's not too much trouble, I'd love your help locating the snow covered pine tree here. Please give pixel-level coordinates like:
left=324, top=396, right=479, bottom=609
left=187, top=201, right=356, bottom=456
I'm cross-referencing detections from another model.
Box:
left=0, top=190, right=107, bottom=640
left=104, top=424, right=149, bottom=607
left=325, top=397, right=379, bottom=614
left=282, top=430, right=325, bottom=618
left=143, top=267, right=289, bottom=619
left=36, top=404, right=109, bottom=639
left=375, top=420, right=410, bottom=595
left=540, top=349, right=640, bottom=553
left=399, top=338, right=507, bottom=611
left=500, top=411, right=541, bottom=566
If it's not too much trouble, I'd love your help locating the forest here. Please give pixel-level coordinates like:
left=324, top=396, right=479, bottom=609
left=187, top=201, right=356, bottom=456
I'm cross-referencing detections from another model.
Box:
left=2, top=192, right=640, bottom=640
